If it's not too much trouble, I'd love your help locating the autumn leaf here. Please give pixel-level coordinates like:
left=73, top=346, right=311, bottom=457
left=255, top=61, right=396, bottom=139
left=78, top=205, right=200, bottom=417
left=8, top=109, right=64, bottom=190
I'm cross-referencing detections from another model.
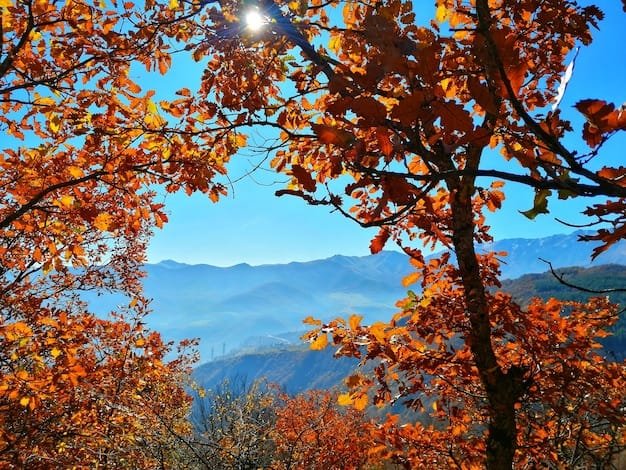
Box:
left=467, top=77, right=498, bottom=114
left=290, top=164, right=317, bottom=192
left=311, top=123, right=355, bottom=149
left=310, top=334, right=328, bottom=350
left=376, top=127, right=394, bottom=158
left=352, top=393, right=368, bottom=411
left=349, top=314, right=363, bottom=330
left=369, top=229, right=390, bottom=254
left=435, top=4, right=448, bottom=23
left=349, top=97, right=387, bottom=125
left=93, top=213, right=113, bottom=231
left=67, top=166, right=84, bottom=178
left=303, top=316, right=322, bottom=326
left=402, top=271, right=420, bottom=287
left=598, top=166, right=626, bottom=186
left=337, top=393, right=353, bottom=406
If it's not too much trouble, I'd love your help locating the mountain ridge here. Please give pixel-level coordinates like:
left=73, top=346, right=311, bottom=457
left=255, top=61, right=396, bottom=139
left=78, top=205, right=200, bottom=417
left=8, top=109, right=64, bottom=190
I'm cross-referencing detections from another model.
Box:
left=84, top=231, right=625, bottom=360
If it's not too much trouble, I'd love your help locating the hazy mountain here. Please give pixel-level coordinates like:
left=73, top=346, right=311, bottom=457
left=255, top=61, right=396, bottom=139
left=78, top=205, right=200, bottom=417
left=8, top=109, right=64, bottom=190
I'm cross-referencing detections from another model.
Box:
left=194, top=264, right=626, bottom=393
left=194, top=346, right=358, bottom=394
left=85, top=230, right=625, bottom=361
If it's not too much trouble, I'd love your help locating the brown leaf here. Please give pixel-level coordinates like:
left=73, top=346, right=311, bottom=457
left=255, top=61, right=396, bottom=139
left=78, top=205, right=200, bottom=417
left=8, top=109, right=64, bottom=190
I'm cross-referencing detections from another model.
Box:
left=291, top=165, right=317, bottom=192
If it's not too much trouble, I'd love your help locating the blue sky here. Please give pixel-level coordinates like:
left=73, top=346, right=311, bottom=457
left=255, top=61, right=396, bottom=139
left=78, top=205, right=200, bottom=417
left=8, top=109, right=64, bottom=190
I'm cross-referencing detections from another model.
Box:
left=146, top=0, right=625, bottom=266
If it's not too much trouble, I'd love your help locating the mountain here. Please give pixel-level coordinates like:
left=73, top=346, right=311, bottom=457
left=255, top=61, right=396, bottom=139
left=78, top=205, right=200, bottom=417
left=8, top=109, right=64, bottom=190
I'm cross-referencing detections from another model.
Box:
left=480, top=231, right=626, bottom=279
left=84, top=231, right=625, bottom=360
left=193, top=346, right=358, bottom=394
left=194, top=264, right=626, bottom=394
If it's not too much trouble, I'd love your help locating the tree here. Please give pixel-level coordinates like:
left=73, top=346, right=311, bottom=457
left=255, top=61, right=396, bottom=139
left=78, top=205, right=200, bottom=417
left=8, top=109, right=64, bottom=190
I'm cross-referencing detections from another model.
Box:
left=0, top=302, right=198, bottom=468
left=0, top=0, right=235, bottom=465
left=193, top=0, right=626, bottom=467
left=187, top=380, right=384, bottom=469
left=189, top=379, right=278, bottom=469
left=272, top=389, right=379, bottom=469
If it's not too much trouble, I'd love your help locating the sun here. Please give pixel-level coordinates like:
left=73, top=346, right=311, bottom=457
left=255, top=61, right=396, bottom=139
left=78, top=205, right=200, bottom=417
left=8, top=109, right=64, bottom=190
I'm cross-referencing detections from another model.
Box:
left=245, top=9, right=267, bottom=32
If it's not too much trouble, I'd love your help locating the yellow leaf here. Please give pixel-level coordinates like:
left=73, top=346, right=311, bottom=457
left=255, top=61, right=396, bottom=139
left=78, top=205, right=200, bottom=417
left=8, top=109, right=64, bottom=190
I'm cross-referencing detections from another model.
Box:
left=419, top=295, right=432, bottom=308
left=338, top=393, right=353, bottom=406
left=402, top=271, right=420, bottom=287
left=0, top=0, right=14, bottom=8
left=93, top=213, right=112, bottom=231
left=20, top=397, right=30, bottom=407
left=135, top=337, right=146, bottom=347
left=36, top=96, right=56, bottom=106
left=432, top=400, right=438, bottom=411
left=235, top=134, right=247, bottom=147
left=349, top=314, right=362, bottom=330
left=51, top=347, right=62, bottom=358
left=49, top=114, right=62, bottom=133
left=329, top=34, right=341, bottom=55
left=435, top=4, right=448, bottom=23
left=147, top=99, right=158, bottom=115
left=68, top=166, right=84, bottom=178
left=310, top=334, right=328, bottom=350
left=58, top=195, right=74, bottom=209
left=169, top=0, right=179, bottom=8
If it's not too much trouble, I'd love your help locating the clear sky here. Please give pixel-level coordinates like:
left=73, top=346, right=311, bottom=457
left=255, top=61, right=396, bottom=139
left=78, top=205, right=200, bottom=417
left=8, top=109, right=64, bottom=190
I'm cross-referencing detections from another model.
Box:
left=146, top=0, right=626, bottom=267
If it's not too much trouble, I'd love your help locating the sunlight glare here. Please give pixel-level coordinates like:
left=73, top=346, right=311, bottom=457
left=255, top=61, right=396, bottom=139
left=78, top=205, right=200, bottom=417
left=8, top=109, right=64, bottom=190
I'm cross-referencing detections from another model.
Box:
left=245, top=9, right=266, bottom=32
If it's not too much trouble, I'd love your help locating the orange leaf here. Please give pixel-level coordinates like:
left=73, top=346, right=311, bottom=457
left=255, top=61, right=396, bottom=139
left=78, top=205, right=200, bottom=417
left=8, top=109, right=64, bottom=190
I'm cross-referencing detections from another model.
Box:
left=349, top=314, right=363, bottom=330
left=402, top=271, right=420, bottom=287
left=376, top=127, right=394, bottom=158
left=311, top=123, right=355, bottom=149
left=598, top=166, right=626, bottom=186
left=303, top=316, right=322, bottom=326
left=353, top=393, right=368, bottom=411
left=369, top=229, right=389, bottom=254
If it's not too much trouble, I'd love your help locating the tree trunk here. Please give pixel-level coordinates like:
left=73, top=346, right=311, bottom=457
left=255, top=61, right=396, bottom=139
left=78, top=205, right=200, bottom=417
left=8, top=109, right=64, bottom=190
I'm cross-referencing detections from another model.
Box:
left=449, top=178, right=525, bottom=469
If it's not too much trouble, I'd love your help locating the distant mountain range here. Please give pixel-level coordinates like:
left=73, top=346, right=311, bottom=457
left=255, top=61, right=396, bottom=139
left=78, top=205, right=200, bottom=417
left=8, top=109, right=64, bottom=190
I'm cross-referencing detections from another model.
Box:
left=194, top=263, right=626, bottom=394
left=86, top=230, right=626, bottom=361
